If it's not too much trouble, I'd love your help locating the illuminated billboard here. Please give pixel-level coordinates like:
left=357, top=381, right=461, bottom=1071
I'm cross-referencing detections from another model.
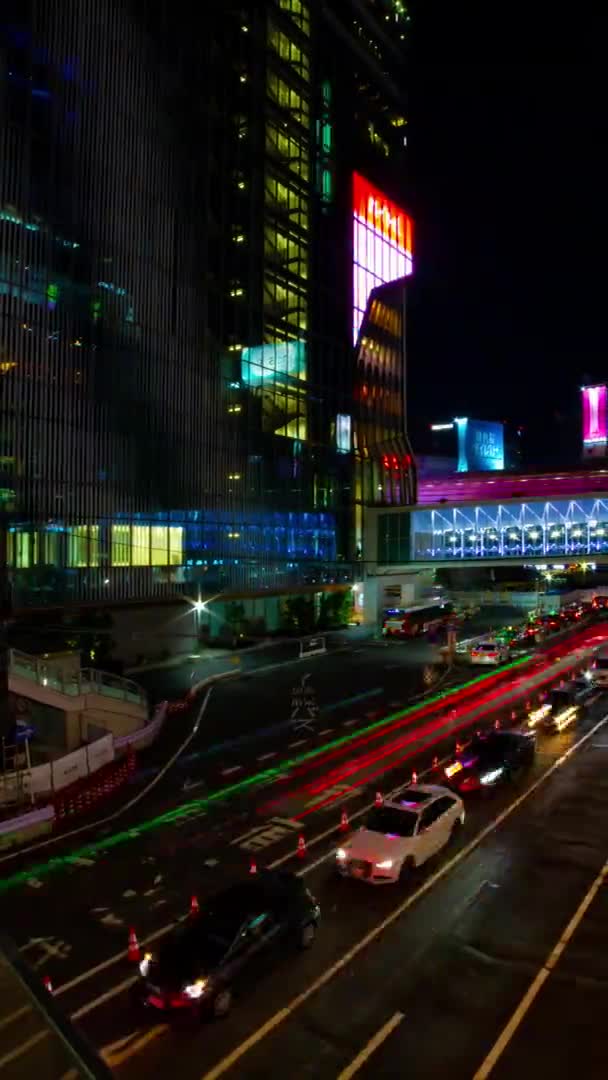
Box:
left=352, top=173, right=413, bottom=344
left=455, top=418, right=504, bottom=473
left=582, top=384, right=608, bottom=456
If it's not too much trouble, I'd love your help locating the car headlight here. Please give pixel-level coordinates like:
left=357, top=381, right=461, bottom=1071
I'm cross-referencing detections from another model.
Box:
left=375, top=859, right=393, bottom=869
left=139, top=952, right=153, bottom=977
left=183, top=978, right=208, bottom=999
left=479, top=767, right=504, bottom=785
left=336, top=848, right=348, bottom=861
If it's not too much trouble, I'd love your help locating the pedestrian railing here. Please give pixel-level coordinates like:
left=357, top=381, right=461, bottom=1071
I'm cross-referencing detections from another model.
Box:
left=9, top=649, right=147, bottom=707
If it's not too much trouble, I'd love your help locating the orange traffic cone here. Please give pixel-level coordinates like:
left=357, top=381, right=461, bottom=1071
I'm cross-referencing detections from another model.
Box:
left=42, top=975, right=53, bottom=994
left=411, top=770, right=418, bottom=784
left=127, top=927, right=140, bottom=963
left=249, top=858, right=257, bottom=875
left=190, top=894, right=200, bottom=916
left=340, top=810, right=349, bottom=833
left=297, top=834, right=307, bottom=859
left=375, top=791, right=383, bottom=808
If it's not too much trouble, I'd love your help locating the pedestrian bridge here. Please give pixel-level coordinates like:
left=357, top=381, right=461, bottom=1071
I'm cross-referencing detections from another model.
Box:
left=372, top=491, right=608, bottom=568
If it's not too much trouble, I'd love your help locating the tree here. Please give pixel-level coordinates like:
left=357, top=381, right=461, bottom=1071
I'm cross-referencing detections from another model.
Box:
left=282, top=595, right=315, bottom=634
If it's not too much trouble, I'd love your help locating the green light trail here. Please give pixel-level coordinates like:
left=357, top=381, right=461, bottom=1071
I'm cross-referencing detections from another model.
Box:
left=0, top=655, right=531, bottom=895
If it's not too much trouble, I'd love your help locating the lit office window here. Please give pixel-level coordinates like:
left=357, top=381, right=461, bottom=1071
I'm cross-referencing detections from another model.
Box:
left=111, top=525, right=131, bottom=566
left=68, top=525, right=100, bottom=567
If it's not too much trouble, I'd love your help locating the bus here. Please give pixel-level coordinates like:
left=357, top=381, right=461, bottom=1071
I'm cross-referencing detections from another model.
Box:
left=382, top=600, right=455, bottom=638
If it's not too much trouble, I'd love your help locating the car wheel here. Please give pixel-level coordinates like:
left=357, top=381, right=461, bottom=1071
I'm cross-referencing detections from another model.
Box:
left=299, top=922, right=316, bottom=949
left=398, top=856, right=415, bottom=882
left=212, top=988, right=232, bottom=1019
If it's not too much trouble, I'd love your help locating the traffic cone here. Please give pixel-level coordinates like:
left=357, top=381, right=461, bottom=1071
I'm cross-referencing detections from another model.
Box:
left=297, top=834, right=307, bottom=859
left=190, top=894, right=200, bottom=917
left=511, top=709, right=517, bottom=721
left=249, top=858, right=257, bottom=875
left=456, top=741, right=463, bottom=754
left=432, top=755, right=439, bottom=770
left=127, top=927, right=140, bottom=963
left=411, top=770, right=418, bottom=785
left=494, top=718, right=501, bottom=730
left=340, top=810, right=349, bottom=833
left=42, top=975, right=53, bottom=994
left=375, top=791, right=383, bottom=808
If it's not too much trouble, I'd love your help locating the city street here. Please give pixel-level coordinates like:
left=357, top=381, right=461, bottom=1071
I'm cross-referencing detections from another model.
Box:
left=0, top=622, right=605, bottom=1078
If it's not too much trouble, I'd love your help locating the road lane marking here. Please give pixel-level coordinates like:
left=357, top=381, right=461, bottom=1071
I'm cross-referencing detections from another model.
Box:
left=318, top=728, right=333, bottom=736
left=102, top=1024, right=168, bottom=1067
left=220, top=765, right=243, bottom=777
left=200, top=713, right=608, bottom=1080
left=343, top=719, right=357, bottom=726
left=0, top=1031, right=48, bottom=1069
left=0, top=1004, right=30, bottom=1030
left=337, top=1012, right=404, bottom=1080
left=257, top=752, right=277, bottom=762
left=288, top=739, right=308, bottom=748
left=472, top=856, right=608, bottom=1079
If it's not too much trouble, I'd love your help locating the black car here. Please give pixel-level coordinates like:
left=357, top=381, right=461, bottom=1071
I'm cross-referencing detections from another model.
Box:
left=541, top=678, right=597, bottom=733
left=134, top=870, right=320, bottom=1019
left=443, top=729, right=536, bottom=794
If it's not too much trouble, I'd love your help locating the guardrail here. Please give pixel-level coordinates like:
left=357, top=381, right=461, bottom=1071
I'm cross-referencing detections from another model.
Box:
left=9, top=648, right=146, bottom=706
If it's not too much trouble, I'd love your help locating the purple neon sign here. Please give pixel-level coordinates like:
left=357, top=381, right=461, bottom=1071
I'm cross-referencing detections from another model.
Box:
left=582, top=385, right=608, bottom=445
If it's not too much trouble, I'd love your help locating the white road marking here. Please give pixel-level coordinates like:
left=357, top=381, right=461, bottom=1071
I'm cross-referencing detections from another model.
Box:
left=0, top=1031, right=48, bottom=1069
left=70, top=857, right=95, bottom=867
left=26, top=878, right=43, bottom=889
left=343, top=719, right=357, bottom=727
left=288, top=739, right=308, bottom=748
left=472, top=856, right=608, bottom=1079
left=204, top=858, right=219, bottom=867
left=122, top=889, right=137, bottom=899
left=257, top=752, right=277, bottom=762
left=337, top=1012, right=404, bottom=1080
left=220, top=765, right=243, bottom=777
left=201, top=713, right=608, bottom=1080
left=100, top=913, right=124, bottom=928
left=318, top=728, right=334, bottom=736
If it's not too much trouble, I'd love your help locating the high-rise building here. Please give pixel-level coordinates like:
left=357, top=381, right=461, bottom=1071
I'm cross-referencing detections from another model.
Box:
left=0, top=0, right=414, bottom=634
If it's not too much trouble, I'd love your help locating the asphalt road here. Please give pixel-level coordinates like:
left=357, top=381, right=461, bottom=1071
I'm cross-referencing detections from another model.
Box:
left=134, top=606, right=525, bottom=706
left=0, top=621, right=605, bottom=1078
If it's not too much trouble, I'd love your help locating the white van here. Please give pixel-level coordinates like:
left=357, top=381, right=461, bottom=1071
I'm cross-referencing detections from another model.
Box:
left=593, top=646, right=608, bottom=688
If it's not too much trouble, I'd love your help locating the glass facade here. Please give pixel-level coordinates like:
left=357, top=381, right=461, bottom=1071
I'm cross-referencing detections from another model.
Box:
left=404, top=499, right=608, bottom=562
left=0, top=2, right=411, bottom=611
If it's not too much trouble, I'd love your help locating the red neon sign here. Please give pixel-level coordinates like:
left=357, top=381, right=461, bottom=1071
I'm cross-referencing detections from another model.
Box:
left=353, top=173, right=413, bottom=256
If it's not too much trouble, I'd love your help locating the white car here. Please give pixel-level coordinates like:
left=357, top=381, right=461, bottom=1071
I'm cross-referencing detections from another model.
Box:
left=470, top=641, right=509, bottom=665
left=335, top=785, right=464, bottom=885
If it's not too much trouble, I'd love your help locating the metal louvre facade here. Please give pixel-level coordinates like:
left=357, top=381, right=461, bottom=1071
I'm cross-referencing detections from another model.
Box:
left=408, top=498, right=608, bottom=562
left=0, top=2, right=345, bottom=608
left=0, top=1, right=412, bottom=611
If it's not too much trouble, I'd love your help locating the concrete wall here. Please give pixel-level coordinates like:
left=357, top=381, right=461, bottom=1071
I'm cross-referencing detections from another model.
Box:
left=80, top=702, right=146, bottom=742
left=109, top=602, right=199, bottom=666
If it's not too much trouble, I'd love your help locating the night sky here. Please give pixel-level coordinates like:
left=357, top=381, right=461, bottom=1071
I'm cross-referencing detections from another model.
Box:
left=406, top=7, right=608, bottom=467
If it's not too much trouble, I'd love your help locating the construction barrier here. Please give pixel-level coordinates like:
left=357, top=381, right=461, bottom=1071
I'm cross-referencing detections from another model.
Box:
left=53, top=751, right=136, bottom=828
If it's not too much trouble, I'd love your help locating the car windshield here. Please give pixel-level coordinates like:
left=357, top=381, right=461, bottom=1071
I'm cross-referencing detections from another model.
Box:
left=365, top=807, right=418, bottom=837
left=477, top=643, right=498, bottom=652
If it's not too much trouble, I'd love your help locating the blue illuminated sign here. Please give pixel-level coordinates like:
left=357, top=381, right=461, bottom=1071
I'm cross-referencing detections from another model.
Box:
left=336, top=414, right=351, bottom=453
left=456, top=418, right=504, bottom=473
